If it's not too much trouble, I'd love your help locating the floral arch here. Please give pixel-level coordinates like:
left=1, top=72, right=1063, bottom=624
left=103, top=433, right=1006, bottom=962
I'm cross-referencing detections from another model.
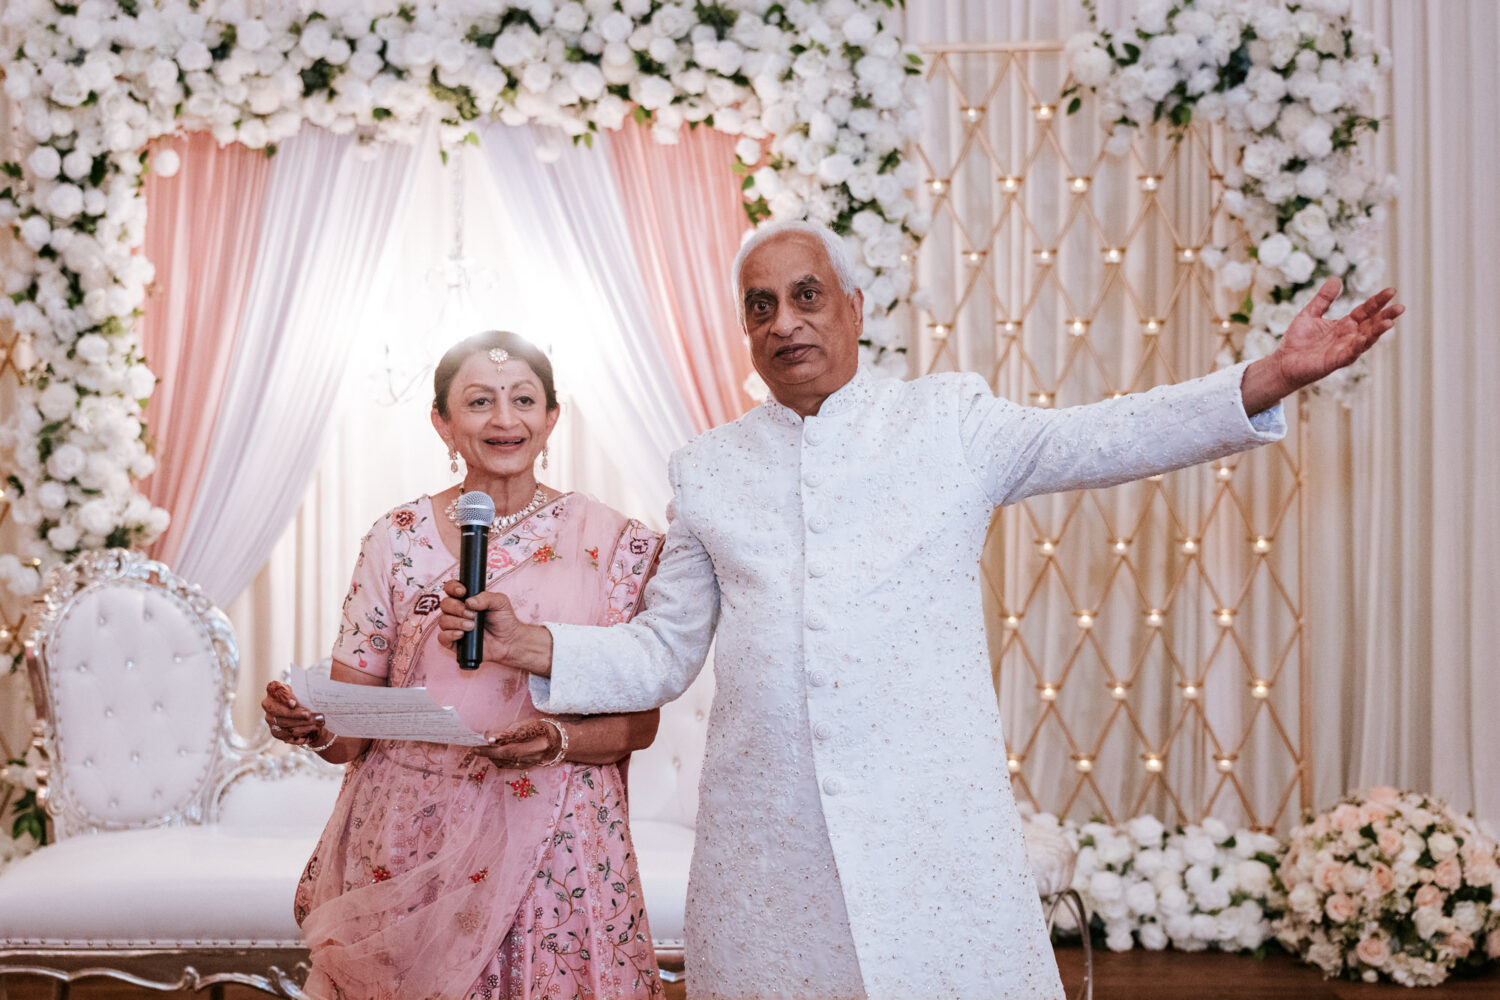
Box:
left=0, top=0, right=924, bottom=583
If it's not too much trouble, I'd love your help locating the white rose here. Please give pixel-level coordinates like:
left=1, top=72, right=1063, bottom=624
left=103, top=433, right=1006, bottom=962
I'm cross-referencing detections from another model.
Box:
left=1104, top=926, right=1135, bottom=953
left=237, top=19, right=272, bottom=52
left=554, top=2, right=587, bottom=34
left=568, top=63, right=606, bottom=101
left=1413, top=906, right=1448, bottom=941
left=77, top=497, right=117, bottom=538
left=1427, top=831, right=1459, bottom=860
left=1220, top=260, right=1254, bottom=291
left=47, top=183, right=84, bottom=219
left=1070, top=46, right=1114, bottom=88
left=1138, top=921, right=1169, bottom=951
left=1281, top=251, right=1315, bottom=284
left=1257, top=233, right=1293, bottom=268
left=1182, top=834, right=1217, bottom=867
left=37, top=382, right=77, bottom=420
left=37, top=481, right=68, bottom=513
left=1125, top=880, right=1159, bottom=915
left=1298, top=120, right=1335, bottom=159
left=1157, top=884, right=1190, bottom=915
left=46, top=523, right=80, bottom=553
left=633, top=75, right=674, bottom=111
left=1128, top=815, right=1167, bottom=847
left=154, top=149, right=181, bottom=178
left=146, top=58, right=179, bottom=92
left=47, top=443, right=87, bottom=481
left=28, top=145, right=62, bottom=180
left=1089, top=870, right=1125, bottom=903
left=1237, top=859, right=1273, bottom=896
left=816, top=153, right=855, bottom=186
left=50, top=69, right=90, bottom=107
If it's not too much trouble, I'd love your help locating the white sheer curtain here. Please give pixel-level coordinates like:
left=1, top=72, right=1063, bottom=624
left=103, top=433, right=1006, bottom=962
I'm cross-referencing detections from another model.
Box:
left=173, top=127, right=425, bottom=606
left=903, top=0, right=1499, bottom=827
left=474, top=124, right=699, bottom=518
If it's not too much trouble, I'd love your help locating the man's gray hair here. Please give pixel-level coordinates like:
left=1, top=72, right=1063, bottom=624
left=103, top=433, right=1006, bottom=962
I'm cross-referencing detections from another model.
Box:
left=731, top=220, right=860, bottom=326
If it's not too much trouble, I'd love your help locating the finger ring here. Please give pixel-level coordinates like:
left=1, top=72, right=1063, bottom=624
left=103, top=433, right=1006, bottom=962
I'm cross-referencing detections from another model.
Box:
left=270, top=723, right=283, bottom=733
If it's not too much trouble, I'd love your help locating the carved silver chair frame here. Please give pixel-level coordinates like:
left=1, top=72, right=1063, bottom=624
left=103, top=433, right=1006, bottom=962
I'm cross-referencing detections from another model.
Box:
left=0, top=549, right=336, bottom=999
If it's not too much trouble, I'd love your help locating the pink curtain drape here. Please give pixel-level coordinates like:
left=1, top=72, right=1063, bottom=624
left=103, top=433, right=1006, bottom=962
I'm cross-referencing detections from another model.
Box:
left=605, top=122, right=754, bottom=431
left=139, top=132, right=273, bottom=566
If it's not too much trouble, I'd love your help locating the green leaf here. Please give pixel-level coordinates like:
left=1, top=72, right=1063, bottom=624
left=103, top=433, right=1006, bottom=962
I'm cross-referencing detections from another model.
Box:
left=632, top=105, right=651, bottom=125
left=1169, top=103, right=1192, bottom=128
left=371, top=107, right=393, bottom=121
left=1067, top=96, right=1082, bottom=116
left=0, top=162, right=22, bottom=181
left=5, top=475, right=23, bottom=498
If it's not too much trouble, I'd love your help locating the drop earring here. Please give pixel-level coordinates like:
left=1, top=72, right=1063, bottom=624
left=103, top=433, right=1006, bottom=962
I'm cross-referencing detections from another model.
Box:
left=449, top=447, right=460, bottom=475
left=540, top=445, right=549, bottom=471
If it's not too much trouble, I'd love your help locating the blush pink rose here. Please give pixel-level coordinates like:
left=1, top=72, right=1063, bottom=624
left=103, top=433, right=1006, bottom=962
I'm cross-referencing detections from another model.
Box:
left=1377, top=828, right=1404, bottom=856
left=1367, top=862, right=1395, bottom=897
left=1433, top=856, right=1463, bottom=891
left=1314, top=860, right=1343, bottom=892
left=1414, top=883, right=1444, bottom=910
left=1355, top=934, right=1391, bottom=968
left=1325, top=893, right=1356, bottom=923
left=1461, top=842, right=1498, bottom=881
left=1331, top=803, right=1363, bottom=834
left=1445, top=930, right=1474, bottom=959
left=1362, top=801, right=1393, bottom=824
left=1366, top=786, right=1400, bottom=807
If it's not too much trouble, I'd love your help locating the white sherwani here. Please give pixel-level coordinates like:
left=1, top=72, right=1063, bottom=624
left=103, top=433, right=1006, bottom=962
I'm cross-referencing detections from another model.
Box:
left=533, top=363, right=1284, bottom=999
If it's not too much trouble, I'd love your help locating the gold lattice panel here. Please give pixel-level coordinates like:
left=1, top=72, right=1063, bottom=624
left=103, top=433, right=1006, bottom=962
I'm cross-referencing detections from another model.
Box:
left=911, top=44, right=1308, bottom=832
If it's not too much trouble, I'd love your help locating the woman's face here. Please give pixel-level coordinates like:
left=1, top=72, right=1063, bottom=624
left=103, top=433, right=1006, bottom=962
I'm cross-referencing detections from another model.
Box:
left=432, top=352, right=558, bottom=482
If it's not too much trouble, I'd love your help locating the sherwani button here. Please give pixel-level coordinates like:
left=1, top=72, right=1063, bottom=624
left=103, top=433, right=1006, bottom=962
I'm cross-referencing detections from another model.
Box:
left=804, top=470, right=825, bottom=488
left=813, top=722, right=833, bottom=740
left=808, top=562, right=827, bottom=577
left=805, top=427, right=823, bottom=446
left=807, top=611, right=827, bottom=631
left=808, top=516, right=829, bottom=533
left=822, top=776, right=843, bottom=795
left=808, top=670, right=828, bottom=687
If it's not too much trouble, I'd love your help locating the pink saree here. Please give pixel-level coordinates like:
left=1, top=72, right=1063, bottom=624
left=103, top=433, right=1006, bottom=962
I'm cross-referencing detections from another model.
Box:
left=294, top=493, right=665, bottom=1000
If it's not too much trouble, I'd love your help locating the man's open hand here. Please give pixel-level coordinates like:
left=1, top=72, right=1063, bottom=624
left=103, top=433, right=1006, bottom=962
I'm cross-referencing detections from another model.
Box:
left=1240, top=278, right=1403, bottom=413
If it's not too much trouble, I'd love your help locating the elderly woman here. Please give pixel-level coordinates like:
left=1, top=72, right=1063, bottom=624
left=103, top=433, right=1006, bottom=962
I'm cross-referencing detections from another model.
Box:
left=261, top=330, right=665, bottom=1000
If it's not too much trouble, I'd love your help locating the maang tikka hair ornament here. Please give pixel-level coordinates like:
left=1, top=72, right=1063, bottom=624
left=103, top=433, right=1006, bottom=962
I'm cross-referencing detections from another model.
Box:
left=488, top=348, right=510, bottom=371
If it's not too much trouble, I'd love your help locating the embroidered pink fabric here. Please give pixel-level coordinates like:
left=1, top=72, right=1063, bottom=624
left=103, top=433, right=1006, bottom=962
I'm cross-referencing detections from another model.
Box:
left=295, top=493, right=664, bottom=1000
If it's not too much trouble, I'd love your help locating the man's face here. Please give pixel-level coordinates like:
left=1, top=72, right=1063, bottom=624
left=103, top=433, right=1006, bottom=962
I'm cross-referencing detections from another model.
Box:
left=739, top=232, right=863, bottom=414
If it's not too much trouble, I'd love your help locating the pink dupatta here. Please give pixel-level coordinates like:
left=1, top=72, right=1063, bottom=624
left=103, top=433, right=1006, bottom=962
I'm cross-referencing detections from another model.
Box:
left=295, top=495, right=662, bottom=1000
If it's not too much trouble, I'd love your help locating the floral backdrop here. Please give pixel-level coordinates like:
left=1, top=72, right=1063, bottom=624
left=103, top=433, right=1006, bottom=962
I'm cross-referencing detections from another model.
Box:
left=0, top=0, right=924, bottom=586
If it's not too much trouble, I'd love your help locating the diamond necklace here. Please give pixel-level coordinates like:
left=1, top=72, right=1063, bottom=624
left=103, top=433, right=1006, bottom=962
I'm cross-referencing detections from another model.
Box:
left=446, top=486, right=549, bottom=533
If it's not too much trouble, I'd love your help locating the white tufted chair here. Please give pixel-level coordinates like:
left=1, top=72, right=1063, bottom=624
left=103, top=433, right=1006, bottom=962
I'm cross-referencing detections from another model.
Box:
left=0, top=549, right=341, bottom=998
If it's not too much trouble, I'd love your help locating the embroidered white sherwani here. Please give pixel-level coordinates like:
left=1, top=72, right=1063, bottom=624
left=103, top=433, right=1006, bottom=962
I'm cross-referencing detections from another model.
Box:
left=532, top=363, right=1285, bottom=1000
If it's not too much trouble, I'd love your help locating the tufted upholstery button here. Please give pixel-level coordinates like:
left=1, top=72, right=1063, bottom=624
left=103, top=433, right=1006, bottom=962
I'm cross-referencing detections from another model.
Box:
left=108, top=799, right=118, bottom=809
left=672, top=757, right=681, bottom=769
left=695, top=710, right=706, bottom=721
left=125, top=659, right=135, bottom=670
left=177, top=748, right=188, bottom=757
left=97, top=615, right=107, bottom=626
left=131, top=752, right=140, bottom=763
left=76, top=663, right=88, bottom=673
left=142, top=609, right=152, bottom=621
left=821, top=775, right=843, bottom=795
left=103, top=708, right=114, bottom=718
left=83, top=759, right=93, bottom=768
left=173, top=654, right=183, bottom=663
left=152, top=701, right=164, bottom=713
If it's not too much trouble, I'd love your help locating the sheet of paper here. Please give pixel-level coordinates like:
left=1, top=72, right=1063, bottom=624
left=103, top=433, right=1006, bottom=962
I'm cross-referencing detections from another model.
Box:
left=288, top=664, right=488, bottom=746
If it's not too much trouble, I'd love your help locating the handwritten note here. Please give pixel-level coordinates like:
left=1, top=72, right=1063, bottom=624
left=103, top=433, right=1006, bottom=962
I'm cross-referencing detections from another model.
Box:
left=288, top=664, right=489, bottom=746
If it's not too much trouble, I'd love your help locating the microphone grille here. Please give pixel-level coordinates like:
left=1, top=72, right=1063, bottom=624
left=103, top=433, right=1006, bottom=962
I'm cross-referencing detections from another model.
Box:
left=453, top=491, right=496, bottom=527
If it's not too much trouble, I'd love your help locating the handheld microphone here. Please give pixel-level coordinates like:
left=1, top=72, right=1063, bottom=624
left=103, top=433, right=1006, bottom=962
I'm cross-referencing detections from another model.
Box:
left=454, top=491, right=495, bottom=671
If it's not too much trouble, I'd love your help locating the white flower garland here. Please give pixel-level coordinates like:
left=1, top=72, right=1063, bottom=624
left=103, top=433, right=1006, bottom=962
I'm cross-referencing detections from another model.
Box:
left=0, top=0, right=923, bottom=593
left=1066, top=0, right=1394, bottom=403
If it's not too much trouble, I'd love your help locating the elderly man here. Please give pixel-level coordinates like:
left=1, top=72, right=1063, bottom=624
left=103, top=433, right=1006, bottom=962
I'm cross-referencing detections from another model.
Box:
left=440, top=221, right=1402, bottom=999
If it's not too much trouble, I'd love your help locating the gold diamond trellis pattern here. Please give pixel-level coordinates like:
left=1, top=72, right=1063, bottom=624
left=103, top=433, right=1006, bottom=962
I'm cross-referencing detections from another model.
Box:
left=911, top=44, right=1309, bottom=832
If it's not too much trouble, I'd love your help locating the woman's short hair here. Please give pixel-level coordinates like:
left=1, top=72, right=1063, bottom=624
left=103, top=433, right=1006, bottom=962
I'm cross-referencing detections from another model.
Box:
left=730, top=220, right=860, bottom=325
left=433, top=330, right=558, bottom=418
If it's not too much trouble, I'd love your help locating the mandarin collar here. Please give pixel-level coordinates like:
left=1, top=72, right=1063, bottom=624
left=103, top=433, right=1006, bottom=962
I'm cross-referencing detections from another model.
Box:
left=761, top=370, right=874, bottom=426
